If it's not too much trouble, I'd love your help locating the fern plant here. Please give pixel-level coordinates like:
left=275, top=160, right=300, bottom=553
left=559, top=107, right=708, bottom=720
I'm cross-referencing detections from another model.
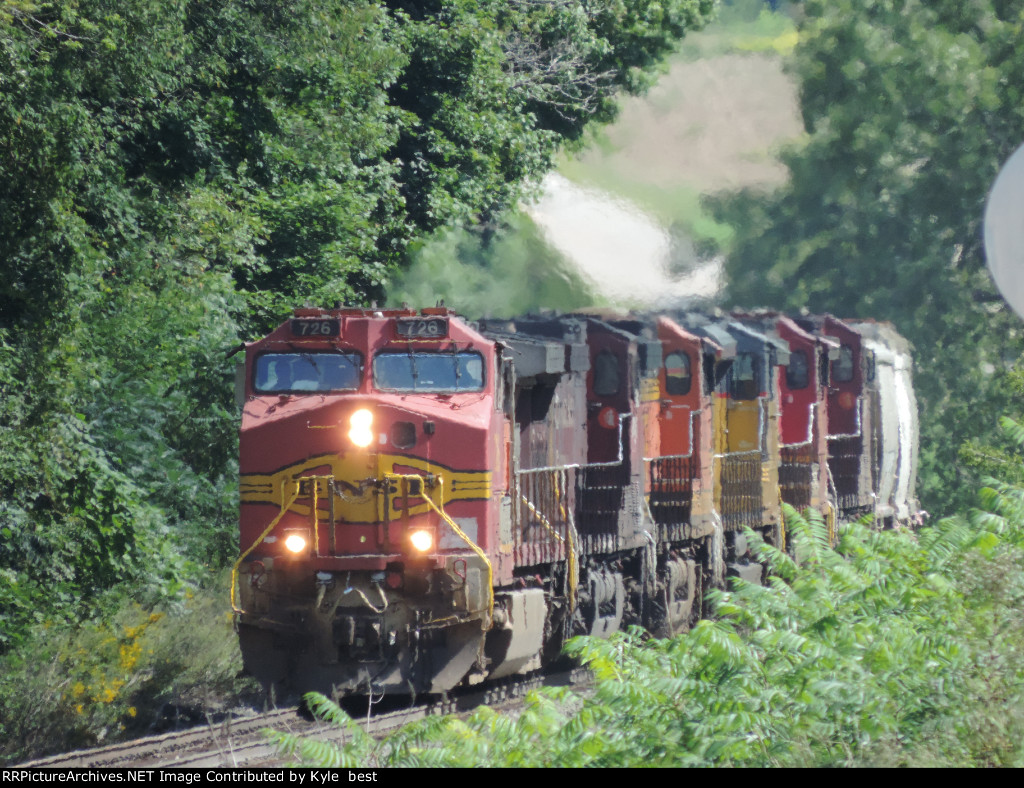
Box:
left=265, top=693, right=377, bottom=767
left=271, top=433, right=1024, bottom=766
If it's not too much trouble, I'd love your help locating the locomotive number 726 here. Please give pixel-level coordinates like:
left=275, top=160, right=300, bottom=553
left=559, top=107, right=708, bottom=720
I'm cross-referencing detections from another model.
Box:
left=290, top=319, right=340, bottom=337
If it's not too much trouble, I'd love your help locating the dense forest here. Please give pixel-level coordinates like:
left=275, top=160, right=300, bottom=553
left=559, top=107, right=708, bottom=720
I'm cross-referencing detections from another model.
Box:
left=0, top=0, right=715, bottom=759
left=0, top=0, right=713, bottom=645
left=3, top=0, right=1024, bottom=767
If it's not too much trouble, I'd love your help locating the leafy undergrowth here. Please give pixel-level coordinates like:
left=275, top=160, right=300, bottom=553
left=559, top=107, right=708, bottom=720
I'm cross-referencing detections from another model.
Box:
left=272, top=463, right=1024, bottom=766
left=0, top=571, right=260, bottom=765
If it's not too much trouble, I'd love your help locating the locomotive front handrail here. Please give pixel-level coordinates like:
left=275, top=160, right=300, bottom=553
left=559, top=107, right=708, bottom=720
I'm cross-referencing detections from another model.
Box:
left=384, top=472, right=494, bottom=629
left=823, top=464, right=840, bottom=543
left=519, top=490, right=579, bottom=612
left=777, top=488, right=787, bottom=553
left=231, top=480, right=302, bottom=614
left=295, top=473, right=339, bottom=556
left=713, top=448, right=761, bottom=459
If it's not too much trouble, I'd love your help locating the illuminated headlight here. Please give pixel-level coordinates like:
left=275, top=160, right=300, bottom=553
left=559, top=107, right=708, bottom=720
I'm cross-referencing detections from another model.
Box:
left=409, top=529, right=434, bottom=553
left=348, top=408, right=374, bottom=448
left=284, top=533, right=308, bottom=554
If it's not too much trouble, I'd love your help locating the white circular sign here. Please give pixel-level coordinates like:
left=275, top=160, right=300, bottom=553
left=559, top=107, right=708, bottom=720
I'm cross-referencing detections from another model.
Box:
left=985, top=141, right=1024, bottom=320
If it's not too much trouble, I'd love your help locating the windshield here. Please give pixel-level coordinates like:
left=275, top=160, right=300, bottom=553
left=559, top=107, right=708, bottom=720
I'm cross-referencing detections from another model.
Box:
left=254, top=352, right=362, bottom=393
left=833, top=345, right=855, bottom=383
left=729, top=352, right=761, bottom=400
left=373, top=352, right=485, bottom=392
left=786, top=350, right=810, bottom=390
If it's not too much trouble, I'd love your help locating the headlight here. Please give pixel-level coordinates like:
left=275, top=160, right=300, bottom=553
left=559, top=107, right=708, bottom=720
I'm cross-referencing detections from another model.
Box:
left=348, top=408, right=374, bottom=448
left=409, top=529, right=433, bottom=553
left=284, top=533, right=308, bottom=554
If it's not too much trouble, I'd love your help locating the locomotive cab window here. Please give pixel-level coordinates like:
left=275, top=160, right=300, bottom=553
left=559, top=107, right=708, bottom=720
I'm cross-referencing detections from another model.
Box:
left=786, top=350, right=810, bottom=390
left=373, top=351, right=485, bottom=392
left=593, top=350, right=620, bottom=397
left=254, top=352, right=361, bottom=393
left=833, top=344, right=855, bottom=383
left=664, top=352, right=692, bottom=396
left=729, top=353, right=760, bottom=400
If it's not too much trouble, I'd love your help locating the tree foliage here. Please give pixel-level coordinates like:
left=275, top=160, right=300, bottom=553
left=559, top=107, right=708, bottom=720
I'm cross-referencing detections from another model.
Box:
left=711, top=0, right=1024, bottom=515
left=277, top=483, right=1024, bottom=767
left=0, top=0, right=716, bottom=649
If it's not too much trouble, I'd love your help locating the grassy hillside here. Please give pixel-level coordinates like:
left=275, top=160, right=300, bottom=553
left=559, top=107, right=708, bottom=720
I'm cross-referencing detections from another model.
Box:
left=388, top=1, right=804, bottom=313
left=557, top=3, right=802, bottom=279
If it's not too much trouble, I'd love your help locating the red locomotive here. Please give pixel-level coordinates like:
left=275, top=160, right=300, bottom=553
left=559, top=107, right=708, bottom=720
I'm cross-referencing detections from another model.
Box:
left=232, top=306, right=920, bottom=699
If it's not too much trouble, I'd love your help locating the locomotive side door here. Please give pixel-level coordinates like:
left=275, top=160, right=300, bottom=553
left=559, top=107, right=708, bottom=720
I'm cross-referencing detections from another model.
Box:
left=586, top=334, right=630, bottom=467
left=821, top=316, right=872, bottom=511
left=651, top=318, right=707, bottom=538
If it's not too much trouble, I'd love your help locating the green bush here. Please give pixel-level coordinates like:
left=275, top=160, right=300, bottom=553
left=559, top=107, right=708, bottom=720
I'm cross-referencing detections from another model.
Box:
left=0, top=573, right=257, bottom=765
left=273, top=471, right=1024, bottom=767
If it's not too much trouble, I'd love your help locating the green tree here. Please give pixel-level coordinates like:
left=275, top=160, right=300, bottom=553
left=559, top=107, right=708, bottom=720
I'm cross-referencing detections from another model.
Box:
left=0, top=0, right=410, bottom=644
left=0, top=0, right=718, bottom=649
left=712, top=0, right=1024, bottom=515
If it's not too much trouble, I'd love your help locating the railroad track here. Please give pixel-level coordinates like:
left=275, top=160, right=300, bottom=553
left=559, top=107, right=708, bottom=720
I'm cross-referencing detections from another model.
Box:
left=16, top=669, right=590, bottom=769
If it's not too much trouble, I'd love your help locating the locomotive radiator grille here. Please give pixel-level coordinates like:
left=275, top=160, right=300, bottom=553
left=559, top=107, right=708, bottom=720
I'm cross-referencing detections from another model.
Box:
left=779, top=446, right=815, bottom=512
left=647, top=455, right=696, bottom=541
left=720, top=452, right=762, bottom=531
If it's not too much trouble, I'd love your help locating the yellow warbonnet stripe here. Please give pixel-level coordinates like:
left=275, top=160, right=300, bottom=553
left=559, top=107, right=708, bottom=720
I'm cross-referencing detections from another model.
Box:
left=240, top=453, right=491, bottom=523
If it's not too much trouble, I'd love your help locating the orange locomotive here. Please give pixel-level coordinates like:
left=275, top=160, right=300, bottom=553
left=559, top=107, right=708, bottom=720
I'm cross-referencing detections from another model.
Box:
left=232, top=306, right=920, bottom=699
